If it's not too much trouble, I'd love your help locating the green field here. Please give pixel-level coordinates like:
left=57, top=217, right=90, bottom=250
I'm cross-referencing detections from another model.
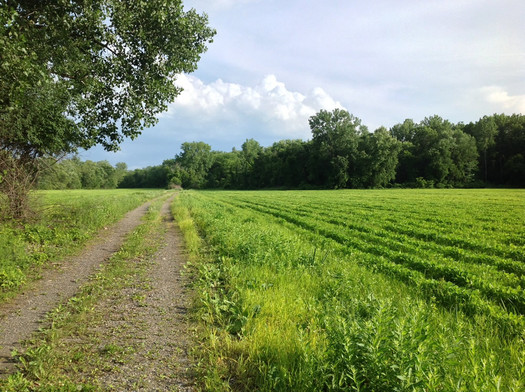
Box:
left=0, top=189, right=166, bottom=299
left=174, top=189, right=525, bottom=391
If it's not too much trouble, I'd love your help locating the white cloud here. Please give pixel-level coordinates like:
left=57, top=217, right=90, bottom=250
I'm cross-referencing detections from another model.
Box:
left=82, top=1, right=525, bottom=169
left=165, top=74, right=344, bottom=140
left=481, top=86, right=525, bottom=113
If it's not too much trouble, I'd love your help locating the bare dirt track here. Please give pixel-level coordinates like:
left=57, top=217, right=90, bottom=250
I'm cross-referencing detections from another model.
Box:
left=87, top=196, right=194, bottom=391
left=0, top=194, right=196, bottom=390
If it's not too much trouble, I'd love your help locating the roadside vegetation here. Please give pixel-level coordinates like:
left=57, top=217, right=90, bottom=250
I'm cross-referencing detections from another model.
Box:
left=0, top=189, right=165, bottom=301
left=175, top=189, right=525, bottom=391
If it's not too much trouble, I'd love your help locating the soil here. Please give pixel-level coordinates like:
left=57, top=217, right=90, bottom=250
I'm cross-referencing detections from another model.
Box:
left=0, top=195, right=195, bottom=390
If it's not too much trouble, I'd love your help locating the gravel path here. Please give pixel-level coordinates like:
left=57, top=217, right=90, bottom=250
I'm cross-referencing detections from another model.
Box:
left=90, top=196, right=194, bottom=391
left=0, top=200, right=152, bottom=376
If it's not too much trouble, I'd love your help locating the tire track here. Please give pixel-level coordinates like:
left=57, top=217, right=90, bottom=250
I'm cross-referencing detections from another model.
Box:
left=90, top=196, right=194, bottom=390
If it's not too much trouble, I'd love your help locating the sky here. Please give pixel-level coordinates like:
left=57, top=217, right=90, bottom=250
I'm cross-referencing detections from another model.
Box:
left=81, top=0, right=525, bottom=169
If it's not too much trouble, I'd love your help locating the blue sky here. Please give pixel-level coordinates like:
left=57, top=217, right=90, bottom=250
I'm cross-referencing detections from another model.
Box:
left=81, top=0, right=525, bottom=169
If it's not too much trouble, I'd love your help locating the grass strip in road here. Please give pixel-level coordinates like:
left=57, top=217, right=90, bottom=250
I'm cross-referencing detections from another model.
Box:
left=0, top=195, right=169, bottom=391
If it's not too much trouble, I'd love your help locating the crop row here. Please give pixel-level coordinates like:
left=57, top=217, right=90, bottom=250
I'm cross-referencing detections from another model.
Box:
left=177, top=190, right=525, bottom=390
left=209, top=196, right=525, bottom=333
left=228, top=190, right=522, bottom=241
left=225, top=193, right=524, bottom=262
left=246, top=191, right=523, bottom=247
left=221, top=196, right=523, bottom=284
left=229, top=196, right=525, bottom=275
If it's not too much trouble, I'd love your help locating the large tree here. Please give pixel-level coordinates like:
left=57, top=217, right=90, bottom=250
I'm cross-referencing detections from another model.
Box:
left=355, top=127, right=402, bottom=188
left=240, top=138, right=263, bottom=188
left=491, top=114, right=525, bottom=186
left=174, top=141, right=214, bottom=189
left=309, top=109, right=366, bottom=188
left=0, top=0, right=215, bottom=219
left=466, top=115, right=497, bottom=182
left=391, top=116, right=478, bottom=187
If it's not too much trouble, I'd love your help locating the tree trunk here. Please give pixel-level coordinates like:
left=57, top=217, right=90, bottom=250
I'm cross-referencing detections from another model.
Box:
left=0, top=151, right=40, bottom=221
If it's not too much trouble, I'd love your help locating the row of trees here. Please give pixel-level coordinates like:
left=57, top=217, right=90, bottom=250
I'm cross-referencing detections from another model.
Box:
left=35, top=111, right=524, bottom=191
left=120, top=111, right=525, bottom=190
left=38, top=158, right=128, bottom=190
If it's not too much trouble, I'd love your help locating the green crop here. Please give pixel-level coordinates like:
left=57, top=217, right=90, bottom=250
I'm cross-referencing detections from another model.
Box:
left=176, top=189, right=525, bottom=391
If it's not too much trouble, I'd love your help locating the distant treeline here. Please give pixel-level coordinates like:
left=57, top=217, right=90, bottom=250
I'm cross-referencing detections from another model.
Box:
left=39, top=112, right=525, bottom=190
left=38, top=158, right=128, bottom=190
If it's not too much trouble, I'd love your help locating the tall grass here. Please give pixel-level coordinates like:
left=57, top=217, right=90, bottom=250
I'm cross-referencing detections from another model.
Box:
left=175, top=190, right=525, bottom=391
left=0, top=189, right=166, bottom=299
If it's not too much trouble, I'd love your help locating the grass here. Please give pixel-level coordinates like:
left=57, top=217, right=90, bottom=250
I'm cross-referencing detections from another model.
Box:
left=2, top=188, right=523, bottom=390
left=0, top=189, right=166, bottom=301
left=174, top=189, right=525, bottom=391
left=0, top=194, right=169, bottom=391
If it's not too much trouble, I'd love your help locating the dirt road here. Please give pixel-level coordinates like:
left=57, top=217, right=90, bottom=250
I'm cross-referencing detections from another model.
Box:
left=86, top=197, right=194, bottom=390
left=0, top=196, right=194, bottom=390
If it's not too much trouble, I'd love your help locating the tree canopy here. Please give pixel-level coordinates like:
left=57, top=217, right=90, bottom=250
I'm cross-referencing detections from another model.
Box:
left=0, top=0, right=215, bottom=219
left=1, top=0, right=215, bottom=157
left=45, top=112, right=524, bottom=191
